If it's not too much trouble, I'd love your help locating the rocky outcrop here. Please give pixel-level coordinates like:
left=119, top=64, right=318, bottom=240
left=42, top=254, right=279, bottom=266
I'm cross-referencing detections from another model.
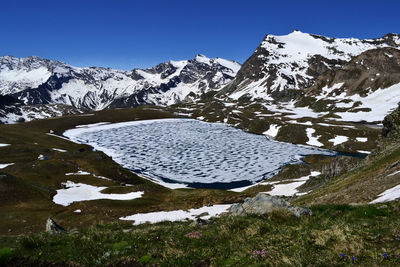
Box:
left=229, top=193, right=312, bottom=217
left=382, top=104, right=400, bottom=138
left=306, top=47, right=400, bottom=98
left=320, top=156, right=362, bottom=180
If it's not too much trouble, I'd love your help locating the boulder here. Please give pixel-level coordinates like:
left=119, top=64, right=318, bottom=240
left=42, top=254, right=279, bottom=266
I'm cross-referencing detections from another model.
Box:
left=229, top=193, right=312, bottom=217
left=45, top=218, right=66, bottom=234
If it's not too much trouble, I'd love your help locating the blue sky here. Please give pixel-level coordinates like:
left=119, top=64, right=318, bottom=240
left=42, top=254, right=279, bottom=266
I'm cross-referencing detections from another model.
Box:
left=1, top=0, right=399, bottom=69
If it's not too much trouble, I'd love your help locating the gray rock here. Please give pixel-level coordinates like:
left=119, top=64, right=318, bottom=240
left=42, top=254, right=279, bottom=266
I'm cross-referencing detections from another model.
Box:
left=229, top=193, right=312, bottom=217
left=287, top=206, right=313, bottom=217
left=45, top=218, right=66, bottom=234
left=190, top=218, right=216, bottom=227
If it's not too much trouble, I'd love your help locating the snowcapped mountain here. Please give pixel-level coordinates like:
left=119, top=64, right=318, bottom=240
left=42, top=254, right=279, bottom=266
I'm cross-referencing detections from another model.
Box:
left=0, top=54, right=240, bottom=112
left=220, top=30, right=400, bottom=101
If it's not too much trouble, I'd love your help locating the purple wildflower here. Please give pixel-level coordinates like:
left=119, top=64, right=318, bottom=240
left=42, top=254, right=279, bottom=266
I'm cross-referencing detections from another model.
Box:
left=352, top=256, right=356, bottom=261
left=340, top=253, right=346, bottom=258
left=383, top=253, right=389, bottom=259
left=185, top=231, right=202, bottom=238
left=251, top=249, right=271, bottom=259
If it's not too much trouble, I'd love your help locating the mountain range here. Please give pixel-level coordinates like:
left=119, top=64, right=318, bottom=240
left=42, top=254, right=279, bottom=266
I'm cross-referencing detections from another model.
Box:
left=0, top=54, right=240, bottom=123
left=1, top=30, right=400, bottom=125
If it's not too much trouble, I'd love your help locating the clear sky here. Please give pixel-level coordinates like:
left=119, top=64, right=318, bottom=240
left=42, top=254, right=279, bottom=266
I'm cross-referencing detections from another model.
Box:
left=1, top=0, right=399, bottom=70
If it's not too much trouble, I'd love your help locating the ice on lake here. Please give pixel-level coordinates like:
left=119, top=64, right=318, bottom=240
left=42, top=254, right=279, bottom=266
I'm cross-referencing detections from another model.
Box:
left=64, top=119, right=335, bottom=189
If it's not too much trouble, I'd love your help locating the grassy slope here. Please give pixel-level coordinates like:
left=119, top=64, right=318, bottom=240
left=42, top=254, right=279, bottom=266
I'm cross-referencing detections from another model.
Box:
left=295, top=142, right=400, bottom=205
left=1, top=202, right=400, bottom=266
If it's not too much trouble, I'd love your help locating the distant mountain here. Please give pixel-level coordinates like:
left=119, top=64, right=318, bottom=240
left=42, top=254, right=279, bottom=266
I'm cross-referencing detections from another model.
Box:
left=0, top=55, right=240, bottom=119
left=219, top=30, right=400, bottom=101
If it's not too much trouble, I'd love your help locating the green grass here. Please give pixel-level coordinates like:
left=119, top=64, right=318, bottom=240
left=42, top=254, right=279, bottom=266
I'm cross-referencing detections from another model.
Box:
left=1, top=202, right=400, bottom=266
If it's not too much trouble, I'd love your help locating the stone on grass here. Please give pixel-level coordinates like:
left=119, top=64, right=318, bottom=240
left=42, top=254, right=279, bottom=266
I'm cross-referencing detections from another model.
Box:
left=229, top=193, right=312, bottom=217
left=45, top=218, right=66, bottom=234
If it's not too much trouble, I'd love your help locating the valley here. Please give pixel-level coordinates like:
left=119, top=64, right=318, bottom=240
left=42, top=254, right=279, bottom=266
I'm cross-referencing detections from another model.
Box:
left=1, top=29, right=400, bottom=265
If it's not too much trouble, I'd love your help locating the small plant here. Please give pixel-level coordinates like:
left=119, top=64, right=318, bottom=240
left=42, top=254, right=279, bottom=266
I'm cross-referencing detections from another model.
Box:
left=111, top=241, right=129, bottom=251
left=0, top=247, right=14, bottom=263
left=185, top=231, right=202, bottom=238
left=140, top=253, right=152, bottom=264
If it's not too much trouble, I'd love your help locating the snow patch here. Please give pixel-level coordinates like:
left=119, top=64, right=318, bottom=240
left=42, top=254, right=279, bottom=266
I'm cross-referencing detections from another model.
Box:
left=306, top=128, right=323, bottom=147
left=357, top=150, right=371, bottom=154
left=52, top=148, right=67, bottom=152
left=329, top=135, right=349, bottom=146
left=356, top=137, right=368, bottom=142
left=120, top=204, right=231, bottom=225
left=263, top=124, right=281, bottom=138
left=370, top=184, right=400, bottom=203
left=0, top=163, right=14, bottom=169
left=262, top=171, right=321, bottom=197
left=53, top=181, right=143, bottom=206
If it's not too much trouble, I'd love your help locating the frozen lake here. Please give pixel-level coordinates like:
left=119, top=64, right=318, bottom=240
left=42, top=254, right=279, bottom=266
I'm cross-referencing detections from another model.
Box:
left=64, top=119, right=335, bottom=189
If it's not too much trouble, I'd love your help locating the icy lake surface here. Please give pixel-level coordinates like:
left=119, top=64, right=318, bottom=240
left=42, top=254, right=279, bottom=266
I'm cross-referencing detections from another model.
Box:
left=64, top=119, right=335, bottom=189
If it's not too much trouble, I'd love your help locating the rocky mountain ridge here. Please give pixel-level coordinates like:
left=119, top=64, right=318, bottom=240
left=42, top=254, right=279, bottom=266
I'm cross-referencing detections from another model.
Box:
left=0, top=54, right=240, bottom=123
left=219, top=30, right=400, bottom=101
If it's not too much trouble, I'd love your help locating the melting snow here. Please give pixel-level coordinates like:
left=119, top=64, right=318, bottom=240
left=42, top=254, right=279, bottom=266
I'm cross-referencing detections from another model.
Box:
left=306, top=128, right=323, bottom=147
left=263, top=124, right=281, bottom=138
left=262, top=171, right=321, bottom=197
left=0, top=163, right=14, bottom=169
left=329, top=135, right=349, bottom=146
left=370, top=184, right=400, bottom=203
left=52, top=148, right=67, bottom=152
left=356, top=137, right=368, bottom=142
left=0, top=144, right=10, bottom=147
left=322, top=83, right=400, bottom=122
left=53, top=181, right=144, bottom=206
left=119, top=204, right=231, bottom=225
left=388, top=170, right=400, bottom=177
left=357, top=150, right=371, bottom=154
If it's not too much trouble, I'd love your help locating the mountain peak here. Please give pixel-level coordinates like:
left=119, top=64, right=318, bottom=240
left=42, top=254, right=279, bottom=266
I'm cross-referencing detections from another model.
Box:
left=289, top=29, right=305, bottom=35
left=194, top=54, right=212, bottom=65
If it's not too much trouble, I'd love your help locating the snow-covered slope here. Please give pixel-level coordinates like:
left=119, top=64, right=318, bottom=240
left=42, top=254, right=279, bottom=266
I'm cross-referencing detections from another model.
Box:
left=220, top=31, right=400, bottom=100
left=0, top=54, right=240, bottom=111
left=0, top=56, right=55, bottom=95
